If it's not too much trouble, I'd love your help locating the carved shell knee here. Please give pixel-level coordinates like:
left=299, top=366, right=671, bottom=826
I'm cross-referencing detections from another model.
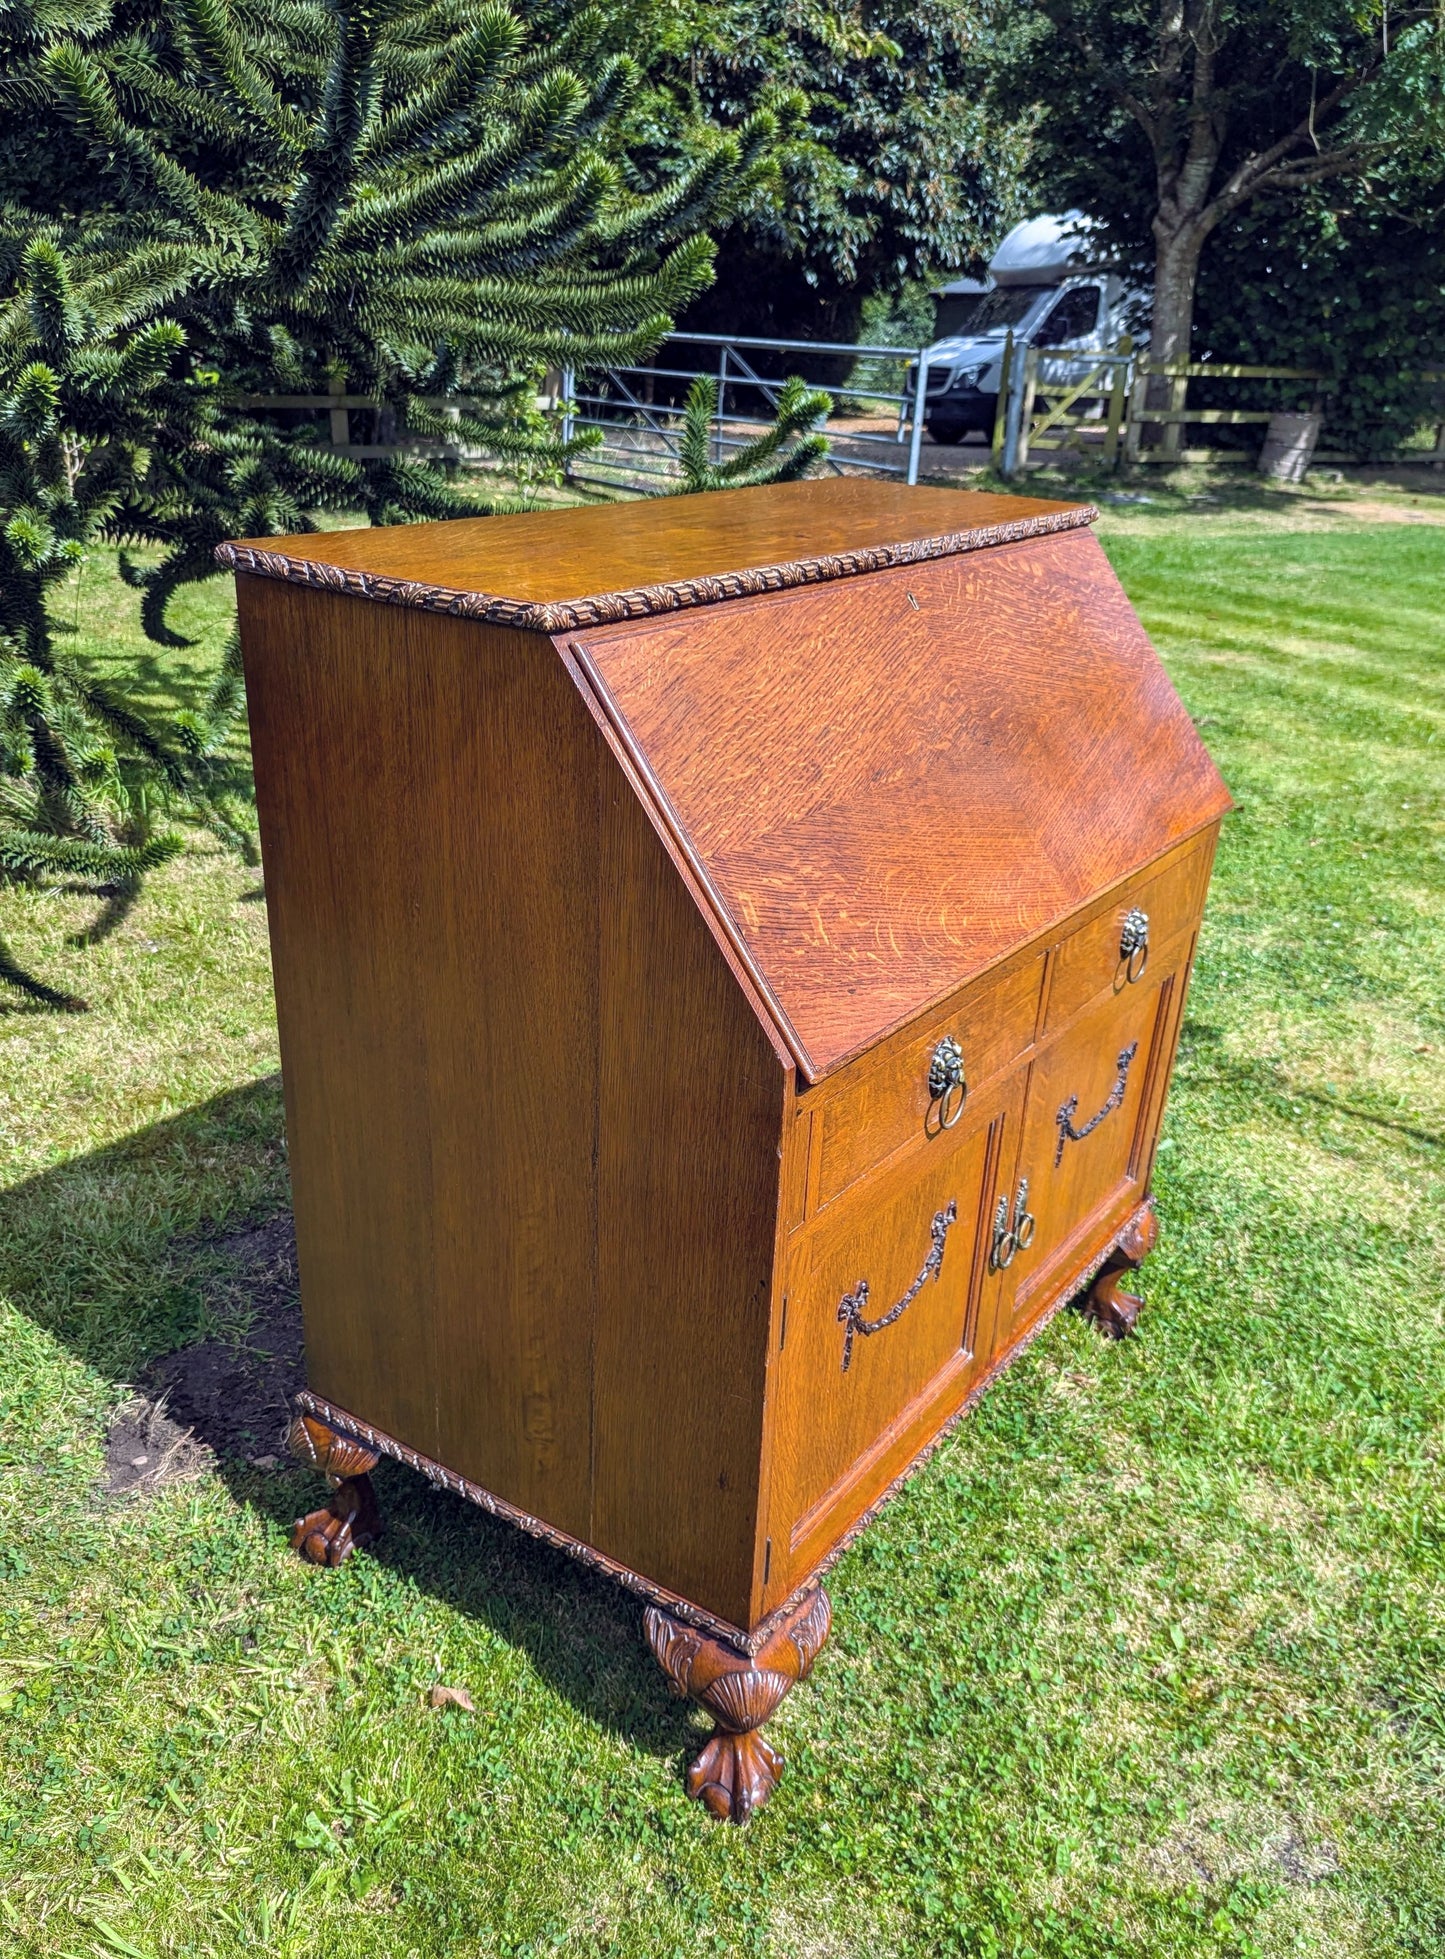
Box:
left=287, top=1413, right=380, bottom=1479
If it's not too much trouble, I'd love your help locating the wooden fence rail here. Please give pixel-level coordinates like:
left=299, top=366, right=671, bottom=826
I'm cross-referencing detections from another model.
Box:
left=1122, top=358, right=1328, bottom=465
left=1123, top=360, right=1445, bottom=467
left=238, top=360, right=1445, bottom=476
left=235, top=373, right=553, bottom=459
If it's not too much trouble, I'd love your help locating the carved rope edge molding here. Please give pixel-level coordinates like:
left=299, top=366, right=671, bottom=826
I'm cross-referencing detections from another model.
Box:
left=213, top=506, right=1100, bottom=634
left=291, top=1387, right=769, bottom=1654
left=293, top=1195, right=1152, bottom=1662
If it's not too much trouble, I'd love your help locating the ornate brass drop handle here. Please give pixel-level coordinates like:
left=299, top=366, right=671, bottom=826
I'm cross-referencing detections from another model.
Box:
left=837, top=1200, right=957, bottom=1372
left=1119, top=908, right=1149, bottom=984
left=990, top=1178, right=1036, bottom=1271
left=1055, top=1041, right=1139, bottom=1167
left=928, top=1036, right=966, bottom=1130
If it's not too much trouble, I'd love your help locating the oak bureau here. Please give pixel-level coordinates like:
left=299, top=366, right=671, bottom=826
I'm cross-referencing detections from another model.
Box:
left=220, top=479, right=1231, bottom=1822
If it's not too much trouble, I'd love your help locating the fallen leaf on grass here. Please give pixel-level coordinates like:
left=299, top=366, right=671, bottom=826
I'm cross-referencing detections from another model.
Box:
left=429, top=1684, right=475, bottom=1712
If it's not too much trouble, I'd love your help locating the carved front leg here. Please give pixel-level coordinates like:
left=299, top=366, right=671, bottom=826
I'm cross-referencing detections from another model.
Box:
left=1082, top=1202, right=1158, bottom=1340
left=286, top=1413, right=382, bottom=1566
left=644, top=1586, right=832, bottom=1823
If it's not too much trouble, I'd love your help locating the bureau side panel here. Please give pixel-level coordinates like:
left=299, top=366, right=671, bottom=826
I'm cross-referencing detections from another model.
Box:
left=237, top=580, right=598, bottom=1538
left=592, top=771, right=788, bottom=1633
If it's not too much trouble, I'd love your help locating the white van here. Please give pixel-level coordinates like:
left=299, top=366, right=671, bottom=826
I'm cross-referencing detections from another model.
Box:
left=915, top=213, right=1143, bottom=444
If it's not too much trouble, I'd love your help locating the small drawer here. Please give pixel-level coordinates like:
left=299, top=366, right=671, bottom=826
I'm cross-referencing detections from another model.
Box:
left=812, top=952, right=1043, bottom=1212
left=1043, top=842, right=1206, bottom=1036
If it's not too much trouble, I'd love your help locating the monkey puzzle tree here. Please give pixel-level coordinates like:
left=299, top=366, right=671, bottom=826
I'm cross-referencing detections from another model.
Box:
left=670, top=372, right=831, bottom=489
left=5, top=0, right=773, bottom=629
left=0, top=232, right=257, bottom=1006
left=0, top=0, right=776, bottom=1003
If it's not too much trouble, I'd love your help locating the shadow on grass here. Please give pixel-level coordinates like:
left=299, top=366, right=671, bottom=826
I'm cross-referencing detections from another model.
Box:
left=0, top=1076, right=696, bottom=1768
left=1177, top=1035, right=1444, bottom=1153
left=63, top=876, right=143, bottom=949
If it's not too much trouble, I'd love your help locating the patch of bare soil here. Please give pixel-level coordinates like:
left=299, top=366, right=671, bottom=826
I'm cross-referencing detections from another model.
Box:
left=105, top=1395, right=212, bottom=1495
left=142, top=1212, right=305, bottom=1466
left=1296, top=496, right=1445, bottom=525
left=1143, top=1812, right=1341, bottom=1892
left=1272, top=1822, right=1340, bottom=1886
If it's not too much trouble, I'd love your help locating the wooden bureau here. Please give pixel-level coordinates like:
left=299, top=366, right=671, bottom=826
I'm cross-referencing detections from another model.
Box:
left=222, top=479, right=1230, bottom=1822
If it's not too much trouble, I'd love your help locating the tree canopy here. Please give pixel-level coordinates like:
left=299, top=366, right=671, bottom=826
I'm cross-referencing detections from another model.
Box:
left=997, top=0, right=1445, bottom=396
left=1193, top=161, right=1445, bottom=457
left=570, top=0, right=1030, bottom=345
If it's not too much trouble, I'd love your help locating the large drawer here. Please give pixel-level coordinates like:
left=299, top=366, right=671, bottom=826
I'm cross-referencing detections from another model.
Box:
left=810, top=952, right=1044, bottom=1212
left=1043, top=838, right=1209, bottom=1037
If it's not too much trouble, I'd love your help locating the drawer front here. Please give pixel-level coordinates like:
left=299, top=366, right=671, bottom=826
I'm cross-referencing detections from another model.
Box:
left=1043, top=840, right=1207, bottom=1037
left=812, top=953, right=1044, bottom=1211
left=769, top=1085, right=1013, bottom=1561
left=1002, top=948, right=1185, bottom=1324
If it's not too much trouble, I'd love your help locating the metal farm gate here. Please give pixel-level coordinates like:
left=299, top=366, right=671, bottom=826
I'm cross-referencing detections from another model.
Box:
left=561, top=332, right=935, bottom=489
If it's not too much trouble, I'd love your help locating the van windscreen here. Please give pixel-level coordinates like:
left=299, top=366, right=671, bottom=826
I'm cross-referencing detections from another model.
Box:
left=935, top=285, right=1049, bottom=338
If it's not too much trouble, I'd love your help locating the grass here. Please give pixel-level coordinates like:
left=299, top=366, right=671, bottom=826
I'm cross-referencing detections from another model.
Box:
left=1, top=478, right=1443, bottom=1958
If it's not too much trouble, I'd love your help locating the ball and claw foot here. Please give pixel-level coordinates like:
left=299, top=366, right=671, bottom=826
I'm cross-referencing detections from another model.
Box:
left=644, top=1585, right=832, bottom=1824
left=1081, top=1201, right=1158, bottom=1340
left=687, top=1727, right=784, bottom=1822
left=286, top=1413, right=382, bottom=1567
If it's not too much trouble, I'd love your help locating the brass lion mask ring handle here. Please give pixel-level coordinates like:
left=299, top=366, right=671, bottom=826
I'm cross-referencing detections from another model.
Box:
left=1119, top=908, right=1150, bottom=985
left=927, top=1036, right=966, bottom=1130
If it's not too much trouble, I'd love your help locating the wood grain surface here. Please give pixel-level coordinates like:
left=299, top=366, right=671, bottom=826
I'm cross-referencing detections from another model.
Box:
left=240, top=574, right=791, bottom=1627
left=575, top=528, right=1231, bottom=1081
left=223, top=479, right=1084, bottom=615
left=592, top=760, right=788, bottom=1630
left=811, top=948, right=1046, bottom=1212
left=1042, top=834, right=1208, bottom=1034
left=232, top=482, right=1229, bottom=1648
left=238, top=581, right=601, bottom=1541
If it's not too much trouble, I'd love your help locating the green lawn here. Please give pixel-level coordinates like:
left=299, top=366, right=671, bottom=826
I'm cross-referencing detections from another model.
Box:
left=1, top=481, right=1442, bottom=1959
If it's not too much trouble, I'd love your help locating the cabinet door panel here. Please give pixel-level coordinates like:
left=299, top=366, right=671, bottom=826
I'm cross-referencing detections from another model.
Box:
left=769, top=1085, right=1013, bottom=1563
left=1003, top=956, right=1180, bottom=1326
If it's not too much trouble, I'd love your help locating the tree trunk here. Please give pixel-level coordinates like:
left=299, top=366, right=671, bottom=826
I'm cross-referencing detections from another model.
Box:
left=1144, top=219, right=1209, bottom=455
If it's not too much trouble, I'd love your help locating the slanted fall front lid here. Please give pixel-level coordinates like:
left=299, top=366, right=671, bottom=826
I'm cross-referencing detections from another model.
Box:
left=565, top=502, right=1231, bottom=1082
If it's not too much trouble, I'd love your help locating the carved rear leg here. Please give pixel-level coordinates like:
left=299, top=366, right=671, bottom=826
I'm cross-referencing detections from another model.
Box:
left=1085, top=1266, right=1144, bottom=1338
left=287, top=1413, right=382, bottom=1566
left=1081, top=1201, right=1158, bottom=1340
left=644, top=1586, right=831, bottom=1823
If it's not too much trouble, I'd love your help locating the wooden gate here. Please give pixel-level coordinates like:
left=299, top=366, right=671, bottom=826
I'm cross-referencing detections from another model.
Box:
left=993, top=336, right=1135, bottom=472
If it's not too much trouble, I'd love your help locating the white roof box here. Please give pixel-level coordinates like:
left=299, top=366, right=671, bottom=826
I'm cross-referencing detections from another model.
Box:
left=989, top=212, right=1106, bottom=287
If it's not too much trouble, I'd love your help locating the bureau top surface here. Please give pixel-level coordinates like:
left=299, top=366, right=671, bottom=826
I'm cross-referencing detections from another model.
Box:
left=217, top=479, right=1092, bottom=632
